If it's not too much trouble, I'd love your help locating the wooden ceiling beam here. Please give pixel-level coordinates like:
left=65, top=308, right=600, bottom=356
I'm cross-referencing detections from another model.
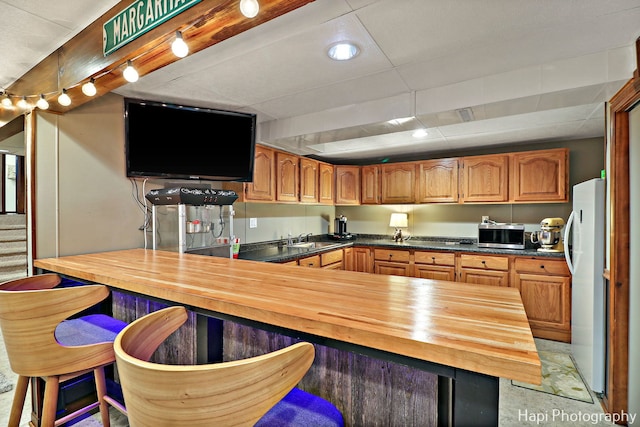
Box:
left=0, top=0, right=315, bottom=127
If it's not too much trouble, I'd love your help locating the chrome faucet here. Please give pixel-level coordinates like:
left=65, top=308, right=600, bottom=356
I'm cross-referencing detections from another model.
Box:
left=298, top=232, right=312, bottom=243
left=287, top=233, right=293, bottom=246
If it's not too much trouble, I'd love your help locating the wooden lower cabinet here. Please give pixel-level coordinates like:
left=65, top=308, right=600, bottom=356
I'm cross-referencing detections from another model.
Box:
left=298, top=254, right=320, bottom=268
left=374, top=249, right=411, bottom=276
left=293, top=246, right=570, bottom=342
left=414, top=251, right=456, bottom=281
left=458, top=254, right=510, bottom=287
left=351, top=247, right=373, bottom=273
left=512, top=257, right=571, bottom=342
left=321, top=249, right=343, bottom=269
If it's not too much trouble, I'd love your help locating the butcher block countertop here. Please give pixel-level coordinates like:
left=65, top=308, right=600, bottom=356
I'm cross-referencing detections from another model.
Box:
left=35, top=248, right=541, bottom=385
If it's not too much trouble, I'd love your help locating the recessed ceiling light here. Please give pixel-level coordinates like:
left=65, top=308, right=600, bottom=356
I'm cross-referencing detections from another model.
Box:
left=327, top=42, right=359, bottom=61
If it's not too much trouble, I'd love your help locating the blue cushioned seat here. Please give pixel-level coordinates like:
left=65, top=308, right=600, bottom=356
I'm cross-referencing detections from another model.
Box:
left=55, top=314, right=128, bottom=346
left=257, top=387, right=344, bottom=427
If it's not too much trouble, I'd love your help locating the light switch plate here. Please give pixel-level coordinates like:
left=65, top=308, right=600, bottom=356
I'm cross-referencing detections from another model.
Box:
left=249, top=218, right=257, bottom=228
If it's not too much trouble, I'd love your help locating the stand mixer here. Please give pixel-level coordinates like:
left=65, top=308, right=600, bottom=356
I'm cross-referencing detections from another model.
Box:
left=530, top=217, right=565, bottom=252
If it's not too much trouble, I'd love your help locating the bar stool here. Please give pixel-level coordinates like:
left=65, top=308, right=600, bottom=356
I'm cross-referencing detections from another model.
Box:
left=114, top=305, right=344, bottom=427
left=0, top=274, right=128, bottom=427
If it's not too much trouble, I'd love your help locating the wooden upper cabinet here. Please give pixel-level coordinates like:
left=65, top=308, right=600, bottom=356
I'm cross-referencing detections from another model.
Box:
left=416, top=158, right=459, bottom=203
left=460, top=154, right=509, bottom=203
left=361, top=165, right=380, bottom=204
left=240, top=144, right=276, bottom=202
left=276, top=151, right=299, bottom=202
left=299, top=158, right=319, bottom=204
left=318, top=162, right=334, bottom=205
left=334, top=165, right=361, bottom=205
left=380, top=163, right=415, bottom=204
left=510, top=148, right=569, bottom=202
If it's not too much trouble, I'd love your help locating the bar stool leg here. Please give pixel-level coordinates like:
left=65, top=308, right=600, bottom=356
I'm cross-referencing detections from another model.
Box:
left=8, top=375, right=29, bottom=427
left=41, top=376, right=59, bottom=427
left=94, top=367, right=111, bottom=427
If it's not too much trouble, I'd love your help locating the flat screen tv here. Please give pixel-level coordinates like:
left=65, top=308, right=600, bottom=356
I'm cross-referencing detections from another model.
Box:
left=124, top=98, right=256, bottom=182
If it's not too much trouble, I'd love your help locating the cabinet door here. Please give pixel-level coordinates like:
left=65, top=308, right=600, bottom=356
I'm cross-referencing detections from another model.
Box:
left=513, top=257, right=571, bottom=342
left=414, top=265, right=456, bottom=281
left=335, top=166, right=361, bottom=205
left=343, top=248, right=354, bottom=271
left=299, top=158, right=319, bottom=204
left=245, top=145, right=276, bottom=201
left=460, top=155, right=508, bottom=202
left=511, top=148, right=568, bottom=202
left=380, top=163, right=415, bottom=204
left=513, top=273, right=571, bottom=341
left=318, top=163, right=334, bottom=205
left=361, top=165, right=380, bottom=204
left=374, top=261, right=411, bottom=276
left=352, top=247, right=373, bottom=273
left=276, top=151, right=299, bottom=202
left=416, top=158, right=459, bottom=203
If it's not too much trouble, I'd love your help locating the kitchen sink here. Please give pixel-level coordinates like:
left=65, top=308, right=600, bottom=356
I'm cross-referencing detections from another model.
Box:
left=287, top=241, right=340, bottom=249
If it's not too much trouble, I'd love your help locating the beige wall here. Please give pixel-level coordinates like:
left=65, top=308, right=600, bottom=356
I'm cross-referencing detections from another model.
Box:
left=30, top=93, right=604, bottom=254
left=34, top=93, right=151, bottom=257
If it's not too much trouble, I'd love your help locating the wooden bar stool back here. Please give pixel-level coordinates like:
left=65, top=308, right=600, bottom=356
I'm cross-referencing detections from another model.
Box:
left=114, top=305, right=344, bottom=427
left=0, top=274, right=128, bottom=427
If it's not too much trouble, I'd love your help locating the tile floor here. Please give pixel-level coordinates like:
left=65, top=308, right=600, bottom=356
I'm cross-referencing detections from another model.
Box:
left=0, top=333, right=616, bottom=427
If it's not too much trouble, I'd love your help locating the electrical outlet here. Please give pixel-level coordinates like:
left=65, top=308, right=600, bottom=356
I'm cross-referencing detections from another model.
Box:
left=249, top=218, right=257, bottom=228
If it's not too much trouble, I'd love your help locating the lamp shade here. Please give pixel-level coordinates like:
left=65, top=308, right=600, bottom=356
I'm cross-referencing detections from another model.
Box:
left=389, top=213, right=408, bottom=228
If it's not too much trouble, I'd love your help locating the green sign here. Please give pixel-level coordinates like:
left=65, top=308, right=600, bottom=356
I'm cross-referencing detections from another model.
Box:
left=103, top=0, right=202, bottom=56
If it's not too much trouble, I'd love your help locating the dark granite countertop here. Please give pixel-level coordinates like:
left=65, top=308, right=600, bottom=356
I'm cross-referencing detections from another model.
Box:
left=237, top=234, right=565, bottom=263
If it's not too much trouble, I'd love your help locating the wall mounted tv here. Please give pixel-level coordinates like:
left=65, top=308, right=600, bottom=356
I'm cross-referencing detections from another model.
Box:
left=124, top=98, right=257, bottom=182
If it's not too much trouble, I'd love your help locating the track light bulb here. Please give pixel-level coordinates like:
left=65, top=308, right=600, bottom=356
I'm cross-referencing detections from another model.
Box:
left=2, top=94, right=13, bottom=107
left=123, top=61, right=139, bottom=83
left=240, top=0, right=259, bottom=18
left=36, top=94, right=49, bottom=110
left=58, top=89, right=71, bottom=106
left=17, top=96, right=29, bottom=109
left=82, top=79, right=97, bottom=96
left=171, top=31, right=189, bottom=58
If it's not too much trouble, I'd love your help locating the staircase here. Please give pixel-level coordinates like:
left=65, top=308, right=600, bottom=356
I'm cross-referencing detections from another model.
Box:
left=0, top=215, right=28, bottom=283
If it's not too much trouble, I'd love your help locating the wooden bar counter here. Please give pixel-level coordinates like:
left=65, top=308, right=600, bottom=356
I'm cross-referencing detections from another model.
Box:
left=35, top=248, right=541, bottom=426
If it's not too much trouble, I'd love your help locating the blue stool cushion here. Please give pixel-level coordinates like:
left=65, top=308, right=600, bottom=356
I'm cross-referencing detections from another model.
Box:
left=256, top=387, right=344, bottom=427
left=55, top=314, right=128, bottom=346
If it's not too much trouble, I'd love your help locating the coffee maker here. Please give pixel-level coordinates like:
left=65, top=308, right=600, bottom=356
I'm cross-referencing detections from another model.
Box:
left=333, top=215, right=351, bottom=239
left=530, top=217, right=565, bottom=252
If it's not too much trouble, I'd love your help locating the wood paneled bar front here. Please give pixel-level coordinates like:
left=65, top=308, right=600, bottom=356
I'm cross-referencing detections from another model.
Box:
left=34, top=248, right=541, bottom=426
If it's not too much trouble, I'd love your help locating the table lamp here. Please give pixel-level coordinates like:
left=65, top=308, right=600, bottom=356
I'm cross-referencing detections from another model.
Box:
left=389, top=213, right=409, bottom=242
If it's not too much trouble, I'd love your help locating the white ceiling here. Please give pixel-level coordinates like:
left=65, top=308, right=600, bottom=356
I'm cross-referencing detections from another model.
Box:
left=1, top=0, right=639, bottom=162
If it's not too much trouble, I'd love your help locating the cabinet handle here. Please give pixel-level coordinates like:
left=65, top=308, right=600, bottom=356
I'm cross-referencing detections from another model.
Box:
left=540, top=265, right=545, bottom=269
left=481, top=260, right=486, bottom=264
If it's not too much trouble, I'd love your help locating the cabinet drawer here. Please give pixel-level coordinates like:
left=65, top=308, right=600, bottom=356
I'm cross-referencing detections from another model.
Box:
left=321, top=249, right=344, bottom=266
left=514, top=258, right=569, bottom=276
left=298, top=255, right=321, bottom=268
left=460, top=254, right=509, bottom=271
left=414, top=251, right=455, bottom=266
left=374, top=249, right=410, bottom=263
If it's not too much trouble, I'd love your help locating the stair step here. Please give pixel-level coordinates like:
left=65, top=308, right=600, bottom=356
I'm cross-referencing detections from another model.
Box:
left=0, top=228, right=26, bottom=242
left=0, top=270, right=28, bottom=283
left=0, top=245, right=26, bottom=256
left=0, top=254, right=28, bottom=269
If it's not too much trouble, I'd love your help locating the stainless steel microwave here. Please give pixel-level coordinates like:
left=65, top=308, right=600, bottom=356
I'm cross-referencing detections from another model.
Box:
left=478, top=223, right=526, bottom=250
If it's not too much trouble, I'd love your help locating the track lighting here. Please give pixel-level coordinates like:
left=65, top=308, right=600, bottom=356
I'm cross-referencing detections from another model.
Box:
left=240, top=0, right=259, bottom=18
left=123, top=60, right=139, bottom=83
left=171, top=31, right=189, bottom=58
left=58, top=89, right=71, bottom=107
left=82, top=79, right=97, bottom=96
left=1, top=93, right=12, bottom=107
left=36, top=94, right=49, bottom=110
left=17, top=96, right=29, bottom=109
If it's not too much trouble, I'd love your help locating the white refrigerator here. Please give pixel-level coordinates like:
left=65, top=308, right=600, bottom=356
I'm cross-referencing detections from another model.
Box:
left=564, top=178, right=606, bottom=394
